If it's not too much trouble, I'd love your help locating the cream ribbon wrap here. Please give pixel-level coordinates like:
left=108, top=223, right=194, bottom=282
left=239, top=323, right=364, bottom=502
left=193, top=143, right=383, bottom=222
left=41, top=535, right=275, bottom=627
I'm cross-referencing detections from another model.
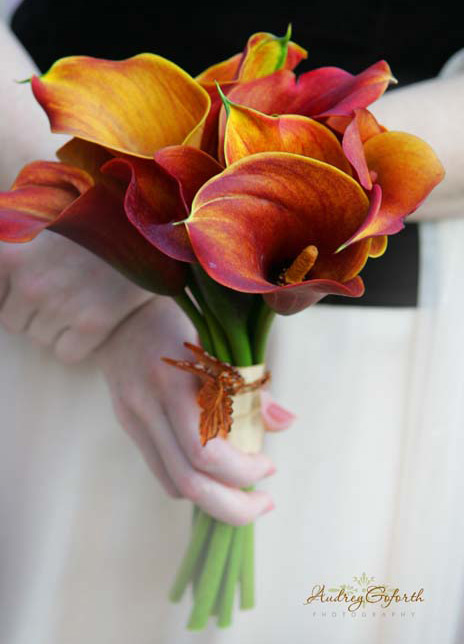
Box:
left=226, top=364, right=267, bottom=454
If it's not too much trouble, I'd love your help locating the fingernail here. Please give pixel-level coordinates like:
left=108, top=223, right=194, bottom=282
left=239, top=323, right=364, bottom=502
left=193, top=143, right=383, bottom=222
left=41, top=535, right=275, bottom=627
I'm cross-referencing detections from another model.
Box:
left=264, top=464, right=277, bottom=477
left=261, top=500, right=275, bottom=515
left=267, top=402, right=297, bottom=424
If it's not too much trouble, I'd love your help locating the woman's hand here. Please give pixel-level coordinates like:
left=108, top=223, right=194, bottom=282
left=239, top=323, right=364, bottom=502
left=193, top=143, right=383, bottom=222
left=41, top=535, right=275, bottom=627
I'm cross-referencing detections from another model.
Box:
left=96, top=295, right=293, bottom=525
left=0, top=231, right=153, bottom=363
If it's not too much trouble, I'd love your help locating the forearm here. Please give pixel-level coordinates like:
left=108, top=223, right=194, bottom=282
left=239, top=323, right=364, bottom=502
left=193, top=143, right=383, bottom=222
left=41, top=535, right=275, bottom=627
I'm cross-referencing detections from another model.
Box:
left=0, top=21, right=68, bottom=188
left=372, top=70, right=464, bottom=222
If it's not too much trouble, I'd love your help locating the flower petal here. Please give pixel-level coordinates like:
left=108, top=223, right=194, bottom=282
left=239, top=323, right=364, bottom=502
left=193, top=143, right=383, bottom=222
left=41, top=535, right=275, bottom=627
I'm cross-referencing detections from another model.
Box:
left=52, top=184, right=187, bottom=294
left=342, top=108, right=386, bottom=189
left=196, top=28, right=306, bottom=86
left=263, top=276, right=365, bottom=314
left=291, top=60, right=396, bottom=117
left=31, top=54, right=210, bottom=157
left=196, top=53, right=243, bottom=84
left=365, top=131, right=445, bottom=221
left=187, top=152, right=370, bottom=295
left=0, top=161, right=93, bottom=241
left=369, top=235, right=388, bottom=258
left=102, top=155, right=195, bottom=262
left=343, top=132, right=445, bottom=245
left=154, top=146, right=223, bottom=210
left=57, top=138, right=113, bottom=179
left=227, top=60, right=395, bottom=120
left=223, top=100, right=351, bottom=173
left=238, top=29, right=307, bottom=81
left=0, top=160, right=186, bottom=294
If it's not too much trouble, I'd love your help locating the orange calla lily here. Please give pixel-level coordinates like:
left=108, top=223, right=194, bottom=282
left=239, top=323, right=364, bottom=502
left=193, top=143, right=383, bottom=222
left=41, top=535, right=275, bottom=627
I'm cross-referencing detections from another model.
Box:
left=196, top=27, right=307, bottom=157
left=338, top=108, right=445, bottom=247
left=221, top=91, right=351, bottom=173
left=31, top=53, right=211, bottom=157
left=196, top=26, right=307, bottom=85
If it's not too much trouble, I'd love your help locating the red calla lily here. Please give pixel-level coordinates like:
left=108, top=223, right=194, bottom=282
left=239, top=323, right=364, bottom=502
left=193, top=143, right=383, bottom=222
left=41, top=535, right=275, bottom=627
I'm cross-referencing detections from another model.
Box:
left=185, top=152, right=378, bottom=314
left=102, top=146, right=222, bottom=263
left=0, top=141, right=187, bottom=294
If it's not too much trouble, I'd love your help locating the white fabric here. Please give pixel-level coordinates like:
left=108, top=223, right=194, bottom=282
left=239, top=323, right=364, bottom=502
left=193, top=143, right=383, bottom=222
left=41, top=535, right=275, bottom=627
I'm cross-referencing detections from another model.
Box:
left=1, top=58, right=464, bottom=644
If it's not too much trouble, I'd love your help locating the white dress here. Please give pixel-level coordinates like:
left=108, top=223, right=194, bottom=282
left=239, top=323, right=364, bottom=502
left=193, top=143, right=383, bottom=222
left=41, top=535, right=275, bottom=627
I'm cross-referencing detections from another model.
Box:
left=1, top=54, right=464, bottom=644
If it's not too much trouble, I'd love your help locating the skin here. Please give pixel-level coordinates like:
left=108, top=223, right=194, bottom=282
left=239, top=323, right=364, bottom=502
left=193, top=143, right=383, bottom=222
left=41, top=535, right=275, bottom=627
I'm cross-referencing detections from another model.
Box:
left=371, top=68, right=464, bottom=222
left=95, top=295, right=289, bottom=525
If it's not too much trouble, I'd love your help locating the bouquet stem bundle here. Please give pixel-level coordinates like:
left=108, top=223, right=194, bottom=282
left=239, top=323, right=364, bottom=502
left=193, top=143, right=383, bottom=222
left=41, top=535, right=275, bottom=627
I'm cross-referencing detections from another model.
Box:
left=169, top=266, right=275, bottom=629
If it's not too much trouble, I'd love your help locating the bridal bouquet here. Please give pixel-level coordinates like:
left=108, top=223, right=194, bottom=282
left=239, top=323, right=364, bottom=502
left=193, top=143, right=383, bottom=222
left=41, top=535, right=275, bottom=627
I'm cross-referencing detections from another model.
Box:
left=0, top=27, right=444, bottom=629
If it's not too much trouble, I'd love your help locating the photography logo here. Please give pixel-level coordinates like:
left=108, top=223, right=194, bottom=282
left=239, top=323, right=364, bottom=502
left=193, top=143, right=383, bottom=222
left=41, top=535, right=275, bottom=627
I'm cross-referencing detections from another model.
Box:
left=304, top=572, right=425, bottom=618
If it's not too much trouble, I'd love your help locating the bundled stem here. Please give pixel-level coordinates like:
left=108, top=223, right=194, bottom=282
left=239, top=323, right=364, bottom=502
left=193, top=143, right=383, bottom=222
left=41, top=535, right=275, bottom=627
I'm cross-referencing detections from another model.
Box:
left=174, top=291, right=214, bottom=355
left=171, top=272, right=276, bottom=629
left=252, top=300, right=276, bottom=364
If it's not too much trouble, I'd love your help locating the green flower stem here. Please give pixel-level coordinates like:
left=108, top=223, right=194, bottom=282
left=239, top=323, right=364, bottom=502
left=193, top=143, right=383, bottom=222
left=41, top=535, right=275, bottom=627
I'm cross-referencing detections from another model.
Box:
left=237, top=484, right=256, bottom=611
left=217, top=526, right=245, bottom=627
left=169, top=509, right=212, bottom=602
left=187, top=278, right=233, bottom=363
left=252, top=300, right=276, bottom=364
left=174, top=291, right=214, bottom=355
left=187, top=521, right=234, bottom=630
left=210, top=544, right=230, bottom=616
left=240, top=522, right=255, bottom=610
left=192, top=517, right=214, bottom=597
left=223, top=323, right=254, bottom=367
left=192, top=504, right=199, bottom=526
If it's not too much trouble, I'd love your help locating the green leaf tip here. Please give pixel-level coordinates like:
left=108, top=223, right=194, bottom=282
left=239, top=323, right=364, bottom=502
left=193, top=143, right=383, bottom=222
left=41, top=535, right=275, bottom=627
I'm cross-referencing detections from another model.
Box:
left=214, top=81, right=231, bottom=118
left=281, top=23, right=292, bottom=44
left=15, top=76, right=32, bottom=84
left=275, top=24, right=293, bottom=71
left=172, top=217, right=190, bottom=226
left=335, top=240, right=348, bottom=254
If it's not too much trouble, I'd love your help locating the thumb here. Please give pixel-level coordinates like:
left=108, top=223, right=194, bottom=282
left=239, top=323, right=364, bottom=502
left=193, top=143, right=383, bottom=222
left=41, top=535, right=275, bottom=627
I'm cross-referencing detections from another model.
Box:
left=260, top=390, right=296, bottom=432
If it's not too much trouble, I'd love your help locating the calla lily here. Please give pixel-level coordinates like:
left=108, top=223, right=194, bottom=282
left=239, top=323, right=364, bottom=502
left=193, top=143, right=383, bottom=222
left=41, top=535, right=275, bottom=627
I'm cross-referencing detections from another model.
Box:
left=196, top=26, right=307, bottom=85
left=338, top=108, right=445, bottom=247
left=0, top=140, right=187, bottom=294
left=1, top=47, right=216, bottom=294
left=103, top=146, right=222, bottom=263
left=226, top=60, right=395, bottom=119
left=185, top=153, right=378, bottom=314
left=31, top=53, right=211, bottom=157
left=221, top=91, right=351, bottom=173
left=196, top=27, right=307, bottom=157
left=215, top=59, right=395, bottom=160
